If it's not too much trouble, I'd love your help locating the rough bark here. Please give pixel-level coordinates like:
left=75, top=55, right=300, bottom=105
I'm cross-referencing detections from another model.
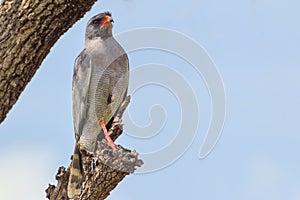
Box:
left=46, top=97, right=143, bottom=200
left=0, top=0, right=97, bottom=123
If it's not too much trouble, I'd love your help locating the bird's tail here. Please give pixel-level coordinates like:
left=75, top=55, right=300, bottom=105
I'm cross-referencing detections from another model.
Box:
left=67, top=142, right=83, bottom=198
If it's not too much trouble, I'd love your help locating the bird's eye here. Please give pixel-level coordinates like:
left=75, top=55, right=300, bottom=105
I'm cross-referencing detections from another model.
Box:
left=92, top=19, right=100, bottom=25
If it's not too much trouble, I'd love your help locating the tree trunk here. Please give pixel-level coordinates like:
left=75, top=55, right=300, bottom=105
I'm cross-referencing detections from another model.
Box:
left=0, top=0, right=97, bottom=123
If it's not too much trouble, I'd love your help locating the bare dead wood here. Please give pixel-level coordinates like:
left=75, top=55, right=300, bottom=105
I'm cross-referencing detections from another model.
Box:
left=0, top=0, right=98, bottom=123
left=46, top=96, right=143, bottom=200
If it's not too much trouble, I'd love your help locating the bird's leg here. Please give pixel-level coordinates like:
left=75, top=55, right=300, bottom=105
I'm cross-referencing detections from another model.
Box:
left=107, top=93, right=116, bottom=105
left=110, top=92, right=116, bottom=100
left=99, top=119, right=117, bottom=149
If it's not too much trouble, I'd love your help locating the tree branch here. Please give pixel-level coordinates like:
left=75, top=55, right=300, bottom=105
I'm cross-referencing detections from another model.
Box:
left=46, top=96, right=143, bottom=200
left=0, top=0, right=97, bottom=123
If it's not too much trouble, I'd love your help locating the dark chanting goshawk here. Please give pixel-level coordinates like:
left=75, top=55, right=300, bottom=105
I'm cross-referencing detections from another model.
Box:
left=68, top=12, right=129, bottom=198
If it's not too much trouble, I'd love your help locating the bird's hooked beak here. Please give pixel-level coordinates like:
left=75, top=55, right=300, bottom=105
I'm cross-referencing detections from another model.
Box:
left=101, top=15, right=114, bottom=27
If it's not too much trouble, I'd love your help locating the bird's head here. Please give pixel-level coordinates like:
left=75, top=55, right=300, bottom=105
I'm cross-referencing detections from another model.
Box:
left=85, top=12, right=114, bottom=40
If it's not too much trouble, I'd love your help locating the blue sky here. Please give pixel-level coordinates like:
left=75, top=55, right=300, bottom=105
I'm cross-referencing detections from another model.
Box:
left=0, top=0, right=300, bottom=199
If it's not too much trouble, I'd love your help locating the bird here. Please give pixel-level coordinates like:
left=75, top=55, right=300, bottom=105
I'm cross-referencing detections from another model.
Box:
left=67, top=12, right=129, bottom=198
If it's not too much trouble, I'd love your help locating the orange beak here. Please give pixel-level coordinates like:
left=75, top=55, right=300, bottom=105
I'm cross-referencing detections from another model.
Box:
left=101, top=15, right=113, bottom=27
